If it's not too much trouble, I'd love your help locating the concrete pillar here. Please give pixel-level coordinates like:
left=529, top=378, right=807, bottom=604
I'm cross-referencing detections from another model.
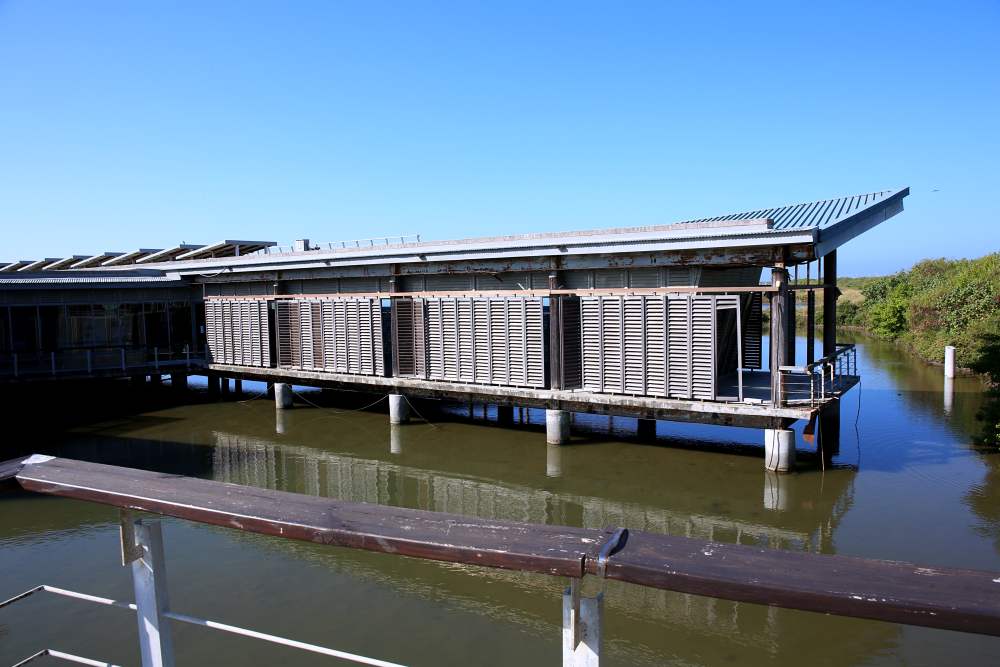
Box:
left=233, top=379, right=243, bottom=397
left=207, top=375, right=220, bottom=397
left=546, top=444, right=562, bottom=477
left=497, top=404, right=514, bottom=425
left=149, top=374, right=162, bottom=386
left=764, top=428, right=796, bottom=472
left=220, top=377, right=230, bottom=396
left=171, top=373, right=188, bottom=391
left=546, top=409, right=571, bottom=445
left=944, top=345, right=956, bottom=379
left=389, top=393, right=410, bottom=424
left=274, top=382, right=293, bottom=410
left=390, top=425, right=403, bottom=454
left=637, top=418, right=657, bottom=440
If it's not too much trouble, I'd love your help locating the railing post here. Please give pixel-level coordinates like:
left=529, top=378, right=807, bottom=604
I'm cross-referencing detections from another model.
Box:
left=51, top=351, right=56, bottom=376
left=154, top=347, right=160, bottom=371
left=12, top=352, right=17, bottom=378
left=184, top=344, right=190, bottom=370
left=125, top=517, right=176, bottom=667
left=563, top=579, right=601, bottom=666
left=86, top=349, right=92, bottom=374
left=121, top=347, right=127, bottom=371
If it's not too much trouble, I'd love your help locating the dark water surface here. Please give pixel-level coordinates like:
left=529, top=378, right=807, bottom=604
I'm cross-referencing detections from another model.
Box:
left=2, top=333, right=999, bottom=665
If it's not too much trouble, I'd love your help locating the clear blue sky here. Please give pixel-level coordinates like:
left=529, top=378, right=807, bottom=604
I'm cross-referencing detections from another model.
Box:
left=1, top=1, right=997, bottom=276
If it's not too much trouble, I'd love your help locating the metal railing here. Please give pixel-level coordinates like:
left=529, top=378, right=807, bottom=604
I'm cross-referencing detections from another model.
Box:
left=3, top=454, right=998, bottom=667
left=259, top=235, right=422, bottom=255
left=0, top=345, right=206, bottom=379
left=777, top=343, right=857, bottom=406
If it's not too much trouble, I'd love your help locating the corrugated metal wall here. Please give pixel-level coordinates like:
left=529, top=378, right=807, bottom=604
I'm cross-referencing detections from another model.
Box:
left=205, top=299, right=272, bottom=367
left=393, top=296, right=546, bottom=388
left=274, top=297, right=387, bottom=376
left=580, top=294, right=740, bottom=400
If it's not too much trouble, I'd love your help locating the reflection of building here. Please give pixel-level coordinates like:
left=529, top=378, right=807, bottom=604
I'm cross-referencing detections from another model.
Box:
left=209, top=429, right=889, bottom=664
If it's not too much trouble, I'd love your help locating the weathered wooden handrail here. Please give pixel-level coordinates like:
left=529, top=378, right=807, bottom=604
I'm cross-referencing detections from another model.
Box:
left=4, top=455, right=1000, bottom=637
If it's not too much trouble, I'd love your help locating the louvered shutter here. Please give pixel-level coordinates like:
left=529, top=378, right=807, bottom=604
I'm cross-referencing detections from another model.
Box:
left=667, top=296, right=691, bottom=398
left=742, top=292, right=762, bottom=369
left=691, top=296, right=715, bottom=400
left=580, top=297, right=601, bottom=391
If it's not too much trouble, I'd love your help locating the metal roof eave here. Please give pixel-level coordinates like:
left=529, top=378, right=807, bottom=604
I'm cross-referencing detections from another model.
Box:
left=815, top=187, right=909, bottom=256
left=156, top=228, right=817, bottom=276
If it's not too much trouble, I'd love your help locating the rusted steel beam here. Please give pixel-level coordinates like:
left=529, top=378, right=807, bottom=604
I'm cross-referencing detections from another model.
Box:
left=202, top=286, right=779, bottom=302
left=5, top=455, right=1000, bottom=637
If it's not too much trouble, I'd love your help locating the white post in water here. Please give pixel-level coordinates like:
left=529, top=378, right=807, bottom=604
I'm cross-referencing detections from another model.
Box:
left=563, top=579, right=602, bottom=666
left=127, top=518, right=176, bottom=667
left=764, top=428, right=796, bottom=472
left=389, top=394, right=410, bottom=424
left=546, top=409, right=571, bottom=445
left=944, top=345, right=956, bottom=379
left=274, top=382, right=293, bottom=409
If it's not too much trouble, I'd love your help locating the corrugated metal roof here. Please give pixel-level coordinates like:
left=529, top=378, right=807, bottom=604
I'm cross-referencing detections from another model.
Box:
left=689, top=188, right=906, bottom=230
left=0, top=271, right=184, bottom=289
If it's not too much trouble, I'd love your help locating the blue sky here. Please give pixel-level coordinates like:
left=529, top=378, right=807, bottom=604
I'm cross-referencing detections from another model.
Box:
left=1, top=1, right=997, bottom=275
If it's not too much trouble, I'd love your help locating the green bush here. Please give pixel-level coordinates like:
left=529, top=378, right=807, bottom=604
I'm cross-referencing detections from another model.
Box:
left=844, top=253, right=1000, bottom=369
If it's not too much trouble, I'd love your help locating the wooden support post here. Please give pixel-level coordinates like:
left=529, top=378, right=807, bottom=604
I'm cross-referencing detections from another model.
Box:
left=823, top=250, right=837, bottom=357
left=770, top=265, right=789, bottom=407
left=549, top=270, right=563, bottom=390
left=806, top=290, right=816, bottom=365
left=784, top=281, right=796, bottom=366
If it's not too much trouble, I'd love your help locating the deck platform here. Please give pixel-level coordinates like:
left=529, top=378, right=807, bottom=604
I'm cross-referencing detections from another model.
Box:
left=207, top=363, right=824, bottom=429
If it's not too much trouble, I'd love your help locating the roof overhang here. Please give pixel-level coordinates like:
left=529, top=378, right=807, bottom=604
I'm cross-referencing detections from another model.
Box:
left=70, top=252, right=126, bottom=269
left=815, top=188, right=908, bottom=256
left=100, top=249, right=163, bottom=266
left=174, top=240, right=276, bottom=260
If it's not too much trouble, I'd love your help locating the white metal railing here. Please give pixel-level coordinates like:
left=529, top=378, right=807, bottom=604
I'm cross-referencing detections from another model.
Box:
left=777, top=343, right=857, bottom=406
left=258, top=235, right=422, bottom=255
left=1, top=512, right=602, bottom=667
left=0, top=346, right=205, bottom=379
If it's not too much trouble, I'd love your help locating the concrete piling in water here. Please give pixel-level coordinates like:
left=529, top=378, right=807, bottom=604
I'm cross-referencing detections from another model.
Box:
left=764, top=428, right=796, bottom=472
left=389, top=394, right=410, bottom=424
left=637, top=418, right=657, bottom=441
left=274, top=383, right=293, bottom=410
left=171, top=373, right=188, bottom=392
left=220, top=378, right=230, bottom=396
left=546, top=409, right=571, bottom=445
left=207, top=375, right=220, bottom=397
left=944, top=345, right=956, bottom=379
left=233, top=379, right=243, bottom=397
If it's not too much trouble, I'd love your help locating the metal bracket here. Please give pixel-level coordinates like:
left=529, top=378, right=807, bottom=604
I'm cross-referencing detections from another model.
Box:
left=595, top=528, right=628, bottom=578
left=120, top=510, right=142, bottom=566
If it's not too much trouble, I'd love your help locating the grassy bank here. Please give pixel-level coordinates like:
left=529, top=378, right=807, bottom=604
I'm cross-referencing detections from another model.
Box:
left=835, top=253, right=1000, bottom=370
left=833, top=253, right=1000, bottom=447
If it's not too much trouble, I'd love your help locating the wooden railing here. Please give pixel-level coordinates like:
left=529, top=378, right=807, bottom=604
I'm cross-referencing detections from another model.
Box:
left=2, top=455, right=999, bottom=666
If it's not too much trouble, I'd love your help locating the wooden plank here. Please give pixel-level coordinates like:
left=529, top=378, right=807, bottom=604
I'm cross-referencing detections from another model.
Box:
left=601, top=530, right=1000, bottom=636
left=12, top=457, right=612, bottom=578
left=7, top=455, right=1000, bottom=637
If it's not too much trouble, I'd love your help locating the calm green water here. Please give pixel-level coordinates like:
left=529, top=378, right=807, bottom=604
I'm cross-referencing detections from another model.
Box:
left=2, top=332, right=999, bottom=665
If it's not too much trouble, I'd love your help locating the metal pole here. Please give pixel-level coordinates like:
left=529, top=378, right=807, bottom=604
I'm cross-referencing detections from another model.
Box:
left=121, top=348, right=126, bottom=371
left=51, top=351, right=56, bottom=375
left=563, top=579, right=601, bottom=666
left=154, top=347, right=160, bottom=371
left=127, top=519, right=176, bottom=667
left=86, top=349, right=92, bottom=374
